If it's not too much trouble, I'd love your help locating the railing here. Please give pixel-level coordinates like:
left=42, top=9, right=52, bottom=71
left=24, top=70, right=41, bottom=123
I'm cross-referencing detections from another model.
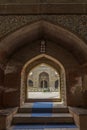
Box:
left=28, top=87, right=58, bottom=92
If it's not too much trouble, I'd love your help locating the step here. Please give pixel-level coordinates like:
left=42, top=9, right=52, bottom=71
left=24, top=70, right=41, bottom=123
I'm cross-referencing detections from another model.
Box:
left=18, top=107, right=69, bottom=113
left=18, top=103, right=69, bottom=113
left=13, top=113, right=74, bottom=124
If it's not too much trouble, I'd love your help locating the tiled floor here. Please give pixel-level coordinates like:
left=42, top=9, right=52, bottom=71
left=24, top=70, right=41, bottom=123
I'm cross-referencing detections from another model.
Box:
left=44, top=128, right=79, bottom=130
left=10, top=127, right=79, bottom=130
left=28, top=92, right=60, bottom=99
left=10, top=123, right=79, bottom=130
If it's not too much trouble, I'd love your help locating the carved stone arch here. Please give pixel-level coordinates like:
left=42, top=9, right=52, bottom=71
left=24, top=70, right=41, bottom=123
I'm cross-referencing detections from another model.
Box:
left=2, top=20, right=87, bottom=107
left=21, top=54, right=66, bottom=105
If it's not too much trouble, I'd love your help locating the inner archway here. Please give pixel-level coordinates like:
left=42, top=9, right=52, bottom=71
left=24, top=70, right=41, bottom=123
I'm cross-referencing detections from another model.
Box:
left=21, top=54, right=66, bottom=104
left=39, top=72, right=49, bottom=89
left=27, top=63, right=61, bottom=100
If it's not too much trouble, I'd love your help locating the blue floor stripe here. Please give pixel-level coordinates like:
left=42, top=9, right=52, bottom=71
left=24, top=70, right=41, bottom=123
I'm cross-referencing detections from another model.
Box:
left=13, top=124, right=77, bottom=129
left=12, top=102, right=77, bottom=129
left=32, top=102, right=53, bottom=117
left=32, top=102, right=53, bottom=108
left=32, top=113, right=52, bottom=117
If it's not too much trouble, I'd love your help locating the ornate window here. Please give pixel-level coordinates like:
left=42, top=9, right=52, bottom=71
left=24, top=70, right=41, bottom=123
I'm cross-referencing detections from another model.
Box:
left=40, top=40, right=46, bottom=53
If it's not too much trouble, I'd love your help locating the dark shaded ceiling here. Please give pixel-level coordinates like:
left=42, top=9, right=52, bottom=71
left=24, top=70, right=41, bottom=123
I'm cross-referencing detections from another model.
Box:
left=0, top=20, right=87, bottom=65
left=0, top=0, right=87, bottom=4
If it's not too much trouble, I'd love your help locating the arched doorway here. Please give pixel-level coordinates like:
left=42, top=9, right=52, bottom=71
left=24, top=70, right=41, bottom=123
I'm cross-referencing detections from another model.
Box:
left=21, top=54, right=66, bottom=104
left=2, top=20, right=87, bottom=107
left=40, top=80, right=48, bottom=88
left=26, top=63, right=61, bottom=100
left=39, top=72, right=49, bottom=89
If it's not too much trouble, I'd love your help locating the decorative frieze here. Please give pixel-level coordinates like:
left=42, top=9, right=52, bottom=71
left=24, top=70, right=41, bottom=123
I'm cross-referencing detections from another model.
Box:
left=0, top=15, right=87, bottom=41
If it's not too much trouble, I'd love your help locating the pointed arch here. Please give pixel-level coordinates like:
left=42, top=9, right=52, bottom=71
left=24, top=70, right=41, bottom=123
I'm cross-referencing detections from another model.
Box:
left=2, top=20, right=87, bottom=107
left=0, top=20, right=87, bottom=64
left=21, top=54, right=66, bottom=105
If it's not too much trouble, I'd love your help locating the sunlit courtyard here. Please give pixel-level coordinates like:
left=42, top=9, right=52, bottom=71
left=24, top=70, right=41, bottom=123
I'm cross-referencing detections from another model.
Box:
left=28, top=92, right=60, bottom=99
left=27, top=63, right=61, bottom=100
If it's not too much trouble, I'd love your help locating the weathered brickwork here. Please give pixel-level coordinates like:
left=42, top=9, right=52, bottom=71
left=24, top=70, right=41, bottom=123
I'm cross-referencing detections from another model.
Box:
left=0, top=15, right=87, bottom=41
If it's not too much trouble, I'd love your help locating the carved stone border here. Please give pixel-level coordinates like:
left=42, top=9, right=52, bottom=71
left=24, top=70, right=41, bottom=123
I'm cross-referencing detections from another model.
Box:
left=0, top=3, right=87, bottom=14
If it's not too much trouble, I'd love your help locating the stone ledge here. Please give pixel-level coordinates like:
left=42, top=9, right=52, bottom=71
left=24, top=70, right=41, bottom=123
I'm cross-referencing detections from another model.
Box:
left=69, top=107, right=87, bottom=115
left=0, top=107, right=18, bottom=116
left=0, top=3, right=87, bottom=14
left=0, top=107, right=18, bottom=130
left=69, top=107, right=87, bottom=130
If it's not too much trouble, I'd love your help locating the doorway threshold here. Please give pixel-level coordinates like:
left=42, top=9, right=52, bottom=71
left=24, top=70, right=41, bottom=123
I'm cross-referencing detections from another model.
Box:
left=26, top=98, right=61, bottom=102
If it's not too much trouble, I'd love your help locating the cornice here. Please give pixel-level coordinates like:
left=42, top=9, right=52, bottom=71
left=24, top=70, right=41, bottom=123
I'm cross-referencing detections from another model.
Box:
left=0, top=3, right=87, bottom=14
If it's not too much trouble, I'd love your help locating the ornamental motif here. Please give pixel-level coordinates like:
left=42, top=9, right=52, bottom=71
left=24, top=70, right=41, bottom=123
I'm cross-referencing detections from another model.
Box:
left=0, top=15, right=87, bottom=41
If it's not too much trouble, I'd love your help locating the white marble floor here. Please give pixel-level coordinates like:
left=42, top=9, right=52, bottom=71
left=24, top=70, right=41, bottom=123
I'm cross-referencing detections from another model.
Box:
left=27, top=92, right=60, bottom=99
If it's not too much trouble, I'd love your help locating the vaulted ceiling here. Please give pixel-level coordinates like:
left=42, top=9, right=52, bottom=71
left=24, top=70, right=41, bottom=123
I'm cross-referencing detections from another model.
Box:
left=0, top=20, right=87, bottom=66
